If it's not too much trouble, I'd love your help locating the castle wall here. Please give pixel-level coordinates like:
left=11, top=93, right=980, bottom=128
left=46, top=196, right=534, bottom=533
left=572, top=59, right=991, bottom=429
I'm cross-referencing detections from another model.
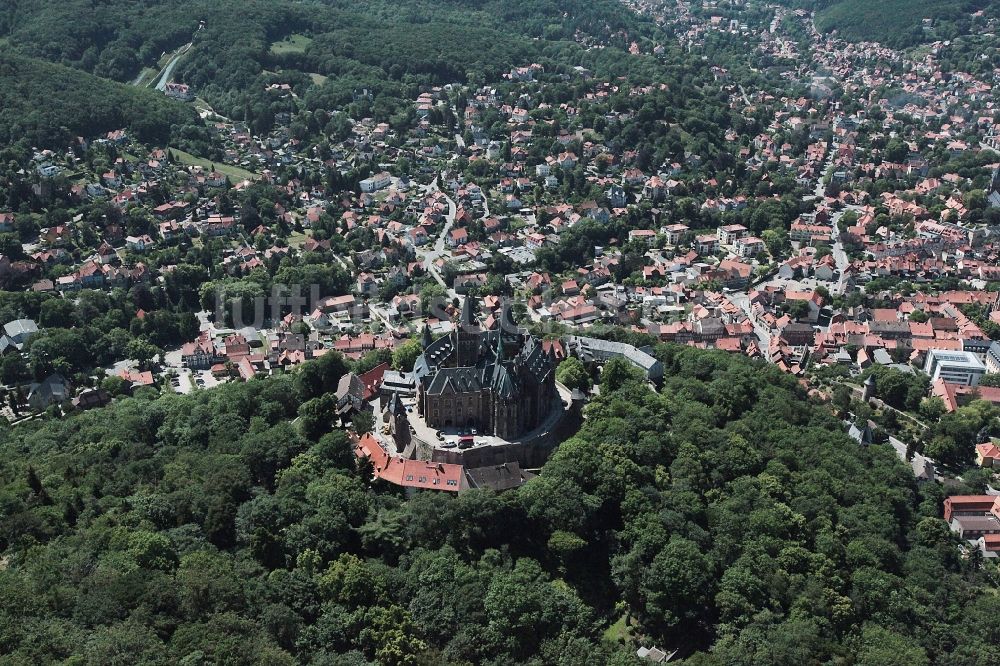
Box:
left=425, top=388, right=492, bottom=431
left=428, top=396, right=580, bottom=468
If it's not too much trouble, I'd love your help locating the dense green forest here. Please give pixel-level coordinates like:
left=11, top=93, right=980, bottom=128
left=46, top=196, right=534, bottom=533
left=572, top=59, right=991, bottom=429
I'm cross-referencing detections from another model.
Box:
left=1, top=0, right=650, bottom=82
left=1, top=345, right=996, bottom=664
left=1, top=0, right=666, bottom=133
left=804, top=0, right=993, bottom=47
left=0, top=52, right=202, bottom=149
left=0, top=0, right=737, bottom=161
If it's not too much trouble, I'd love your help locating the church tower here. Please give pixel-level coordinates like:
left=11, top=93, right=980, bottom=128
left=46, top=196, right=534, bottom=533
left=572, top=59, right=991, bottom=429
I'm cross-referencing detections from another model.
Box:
left=455, top=297, right=480, bottom=366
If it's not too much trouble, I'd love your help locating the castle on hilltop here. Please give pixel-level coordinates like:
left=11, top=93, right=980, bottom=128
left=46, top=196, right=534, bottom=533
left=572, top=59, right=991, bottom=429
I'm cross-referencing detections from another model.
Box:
left=412, top=300, right=556, bottom=441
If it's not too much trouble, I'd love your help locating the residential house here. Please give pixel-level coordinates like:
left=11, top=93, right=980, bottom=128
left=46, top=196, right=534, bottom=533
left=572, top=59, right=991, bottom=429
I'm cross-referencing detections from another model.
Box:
left=359, top=172, right=392, bottom=193
left=3, top=319, right=38, bottom=349
left=717, top=224, right=748, bottom=246
left=695, top=234, right=719, bottom=255
left=448, top=227, right=469, bottom=248
left=27, top=373, right=71, bottom=410
left=736, top=236, right=765, bottom=258
left=662, top=224, right=689, bottom=246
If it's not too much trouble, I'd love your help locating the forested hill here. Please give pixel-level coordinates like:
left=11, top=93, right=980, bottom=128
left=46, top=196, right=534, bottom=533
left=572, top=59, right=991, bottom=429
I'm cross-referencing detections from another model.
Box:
left=0, top=0, right=667, bottom=125
left=0, top=52, right=202, bottom=150
left=1, top=345, right=996, bottom=664
left=781, top=0, right=997, bottom=48
left=1, top=0, right=655, bottom=84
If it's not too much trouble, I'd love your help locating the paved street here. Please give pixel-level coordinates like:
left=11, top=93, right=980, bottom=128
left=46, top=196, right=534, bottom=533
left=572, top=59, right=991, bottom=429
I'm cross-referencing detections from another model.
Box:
left=415, top=175, right=460, bottom=300
left=153, top=43, right=192, bottom=91
left=728, top=291, right=771, bottom=350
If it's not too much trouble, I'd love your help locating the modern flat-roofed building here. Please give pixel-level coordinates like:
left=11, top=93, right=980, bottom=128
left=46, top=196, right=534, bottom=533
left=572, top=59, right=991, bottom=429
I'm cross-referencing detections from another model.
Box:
left=923, top=349, right=986, bottom=386
left=359, top=171, right=392, bottom=193
left=381, top=370, right=417, bottom=399
left=986, top=340, right=1000, bottom=374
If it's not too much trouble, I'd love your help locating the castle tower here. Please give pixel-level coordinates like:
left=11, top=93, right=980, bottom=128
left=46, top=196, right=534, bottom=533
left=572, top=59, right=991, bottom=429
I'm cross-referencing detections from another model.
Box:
left=387, top=393, right=411, bottom=453
left=862, top=374, right=876, bottom=401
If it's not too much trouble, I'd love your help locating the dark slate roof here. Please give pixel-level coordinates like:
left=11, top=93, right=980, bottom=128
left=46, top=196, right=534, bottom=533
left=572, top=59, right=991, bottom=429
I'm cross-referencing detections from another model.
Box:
left=465, top=462, right=533, bottom=491
left=426, top=367, right=488, bottom=395
left=336, top=373, right=365, bottom=401
left=418, top=328, right=554, bottom=397
left=492, top=364, right=516, bottom=397
left=869, top=320, right=910, bottom=334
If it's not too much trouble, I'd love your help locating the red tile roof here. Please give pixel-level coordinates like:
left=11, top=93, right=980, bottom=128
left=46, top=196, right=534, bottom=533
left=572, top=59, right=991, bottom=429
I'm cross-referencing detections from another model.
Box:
left=944, top=495, right=999, bottom=522
left=358, top=362, right=390, bottom=401
left=354, top=433, right=464, bottom=492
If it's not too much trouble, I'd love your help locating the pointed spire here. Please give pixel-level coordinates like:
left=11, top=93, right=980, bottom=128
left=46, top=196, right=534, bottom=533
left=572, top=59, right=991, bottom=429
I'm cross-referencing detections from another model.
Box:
left=421, top=323, right=433, bottom=348
left=492, top=329, right=506, bottom=386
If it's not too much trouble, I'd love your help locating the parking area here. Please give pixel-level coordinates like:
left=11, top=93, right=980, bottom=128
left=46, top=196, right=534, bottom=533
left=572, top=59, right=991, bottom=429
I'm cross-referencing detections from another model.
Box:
left=167, top=368, right=193, bottom=394
left=758, top=275, right=832, bottom=293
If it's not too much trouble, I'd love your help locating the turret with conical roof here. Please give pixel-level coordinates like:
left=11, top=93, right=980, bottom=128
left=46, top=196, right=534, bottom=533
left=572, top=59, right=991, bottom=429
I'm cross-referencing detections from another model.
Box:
left=421, top=323, right=433, bottom=349
left=862, top=373, right=876, bottom=401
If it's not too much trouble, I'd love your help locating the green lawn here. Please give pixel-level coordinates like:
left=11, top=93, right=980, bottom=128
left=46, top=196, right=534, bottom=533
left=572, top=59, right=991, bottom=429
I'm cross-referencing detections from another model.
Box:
left=156, top=46, right=185, bottom=69
left=309, top=72, right=329, bottom=86
left=270, top=34, right=313, bottom=55
left=168, top=147, right=260, bottom=182
left=134, top=67, right=158, bottom=88
left=602, top=615, right=632, bottom=645
left=286, top=231, right=309, bottom=248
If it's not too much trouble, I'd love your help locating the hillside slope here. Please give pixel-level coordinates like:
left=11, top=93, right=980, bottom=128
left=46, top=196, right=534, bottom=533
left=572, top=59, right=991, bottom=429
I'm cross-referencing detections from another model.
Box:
left=0, top=51, right=200, bottom=149
left=2, top=0, right=654, bottom=83
left=1, top=0, right=662, bottom=141
left=0, top=346, right=996, bottom=663
left=813, top=0, right=990, bottom=47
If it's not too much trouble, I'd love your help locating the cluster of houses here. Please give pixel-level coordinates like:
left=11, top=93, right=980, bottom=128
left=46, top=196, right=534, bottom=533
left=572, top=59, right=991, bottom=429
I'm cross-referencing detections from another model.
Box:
left=943, top=494, right=1000, bottom=559
left=2, top=0, right=1000, bottom=483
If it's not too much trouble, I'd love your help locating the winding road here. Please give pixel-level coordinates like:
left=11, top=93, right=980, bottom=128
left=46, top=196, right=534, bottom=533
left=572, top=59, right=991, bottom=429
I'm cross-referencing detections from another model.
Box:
left=416, top=175, right=459, bottom=299
left=154, top=44, right=191, bottom=91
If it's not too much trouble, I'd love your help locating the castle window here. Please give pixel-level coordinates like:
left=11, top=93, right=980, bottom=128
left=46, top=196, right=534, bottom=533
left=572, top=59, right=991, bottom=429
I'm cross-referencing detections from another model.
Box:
left=446, top=479, right=458, bottom=486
